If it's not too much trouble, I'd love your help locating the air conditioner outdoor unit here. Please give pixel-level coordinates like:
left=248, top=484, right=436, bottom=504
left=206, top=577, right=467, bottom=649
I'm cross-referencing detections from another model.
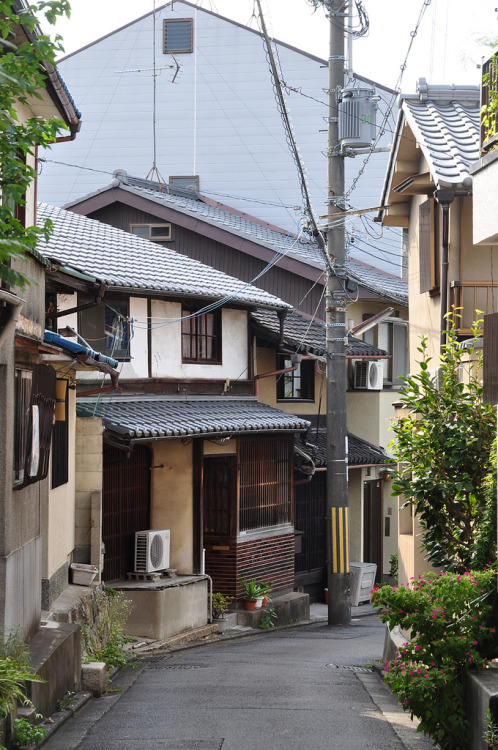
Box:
left=135, top=529, right=170, bottom=573
left=354, top=361, right=383, bottom=390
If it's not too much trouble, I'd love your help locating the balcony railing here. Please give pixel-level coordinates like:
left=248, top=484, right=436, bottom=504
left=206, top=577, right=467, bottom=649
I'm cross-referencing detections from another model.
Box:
left=449, top=281, right=498, bottom=334
left=481, top=52, right=498, bottom=152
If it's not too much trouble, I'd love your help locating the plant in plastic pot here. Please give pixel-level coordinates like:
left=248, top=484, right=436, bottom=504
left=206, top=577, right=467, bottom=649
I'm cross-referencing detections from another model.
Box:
left=239, top=578, right=262, bottom=610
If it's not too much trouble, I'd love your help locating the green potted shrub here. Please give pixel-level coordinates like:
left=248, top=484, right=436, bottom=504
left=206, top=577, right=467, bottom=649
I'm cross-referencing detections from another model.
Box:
left=257, top=580, right=274, bottom=606
left=210, top=592, right=232, bottom=633
left=239, top=578, right=262, bottom=610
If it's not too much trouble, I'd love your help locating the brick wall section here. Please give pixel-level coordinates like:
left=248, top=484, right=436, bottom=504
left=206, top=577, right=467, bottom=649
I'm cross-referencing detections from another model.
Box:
left=236, top=534, right=295, bottom=597
left=205, top=533, right=295, bottom=598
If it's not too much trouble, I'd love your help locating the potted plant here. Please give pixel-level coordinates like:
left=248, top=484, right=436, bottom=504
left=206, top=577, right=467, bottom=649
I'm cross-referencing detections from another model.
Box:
left=239, top=578, right=262, bottom=610
left=257, top=580, right=274, bottom=606
left=210, top=592, right=232, bottom=633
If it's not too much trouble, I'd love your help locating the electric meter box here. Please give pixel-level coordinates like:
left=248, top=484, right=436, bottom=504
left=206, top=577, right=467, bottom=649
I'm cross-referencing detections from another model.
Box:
left=338, top=87, right=377, bottom=148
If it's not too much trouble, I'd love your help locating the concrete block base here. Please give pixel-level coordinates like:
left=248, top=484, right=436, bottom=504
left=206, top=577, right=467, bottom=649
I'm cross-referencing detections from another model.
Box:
left=115, top=576, right=208, bottom=641
left=82, top=662, right=107, bottom=696
left=27, top=621, right=81, bottom=717
left=236, top=592, right=309, bottom=629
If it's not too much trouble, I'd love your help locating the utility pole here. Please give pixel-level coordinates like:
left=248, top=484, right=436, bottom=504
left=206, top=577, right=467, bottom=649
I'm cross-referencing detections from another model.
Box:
left=323, top=0, right=351, bottom=625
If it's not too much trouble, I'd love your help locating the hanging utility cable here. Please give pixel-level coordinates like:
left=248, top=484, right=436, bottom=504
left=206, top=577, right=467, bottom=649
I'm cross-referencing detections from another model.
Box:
left=255, top=0, right=328, bottom=264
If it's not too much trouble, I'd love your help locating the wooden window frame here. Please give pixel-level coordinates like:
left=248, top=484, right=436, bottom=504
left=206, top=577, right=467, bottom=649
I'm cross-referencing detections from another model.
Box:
left=277, top=355, right=315, bottom=401
left=238, top=437, right=293, bottom=532
left=182, top=305, right=222, bottom=365
left=419, top=198, right=439, bottom=294
left=78, top=297, right=130, bottom=360
left=163, top=18, right=193, bottom=54
left=51, top=379, right=69, bottom=489
left=203, top=454, right=237, bottom=537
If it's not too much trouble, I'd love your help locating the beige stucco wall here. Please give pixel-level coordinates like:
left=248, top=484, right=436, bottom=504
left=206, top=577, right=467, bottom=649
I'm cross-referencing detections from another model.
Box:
left=255, top=345, right=326, bottom=416
left=346, top=390, right=396, bottom=453
left=74, top=417, right=103, bottom=563
left=42, top=383, right=77, bottom=579
left=348, top=469, right=362, bottom=562
left=150, top=440, right=194, bottom=573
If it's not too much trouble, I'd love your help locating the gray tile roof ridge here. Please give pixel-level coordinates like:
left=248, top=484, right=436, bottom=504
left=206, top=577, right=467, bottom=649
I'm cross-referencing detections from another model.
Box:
left=37, top=202, right=291, bottom=310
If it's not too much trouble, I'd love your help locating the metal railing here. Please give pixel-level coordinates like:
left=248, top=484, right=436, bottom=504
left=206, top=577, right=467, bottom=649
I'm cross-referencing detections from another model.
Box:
left=449, top=281, right=498, bottom=333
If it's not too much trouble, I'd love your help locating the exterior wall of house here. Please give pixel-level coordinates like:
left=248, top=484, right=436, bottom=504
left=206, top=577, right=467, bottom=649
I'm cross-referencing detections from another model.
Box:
left=150, top=440, right=194, bottom=573
left=0, top=256, right=47, bottom=639
left=41, top=383, right=77, bottom=607
left=255, top=345, right=324, bottom=416
left=74, top=417, right=103, bottom=569
left=346, top=390, right=395, bottom=453
left=40, top=2, right=400, bottom=274
left=348, top=470, right=363, bottom=563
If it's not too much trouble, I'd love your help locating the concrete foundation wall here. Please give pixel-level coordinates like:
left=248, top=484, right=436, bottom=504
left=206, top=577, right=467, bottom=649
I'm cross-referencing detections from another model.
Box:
left=41, top=560, right=70, bottom=611
left=120, top=578, right=208, bottom=640
left=0, top=536, right=41, bottom=640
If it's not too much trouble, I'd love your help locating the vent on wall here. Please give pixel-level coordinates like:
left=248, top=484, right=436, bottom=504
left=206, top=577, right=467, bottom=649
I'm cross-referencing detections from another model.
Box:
left=135, top=529, right=170, bottom=573
left=354, top=361, right=383, bottom=390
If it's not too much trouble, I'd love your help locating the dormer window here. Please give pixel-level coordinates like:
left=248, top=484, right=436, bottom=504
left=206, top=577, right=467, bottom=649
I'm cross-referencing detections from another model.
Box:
left=163, top=19, right=193, bottom=54
left=130, top=223, right=172, bottom=242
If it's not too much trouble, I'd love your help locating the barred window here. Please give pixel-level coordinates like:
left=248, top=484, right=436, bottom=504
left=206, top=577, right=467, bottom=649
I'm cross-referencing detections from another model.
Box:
left=239, top=438, right=293, bottom=531
left=182, top=306, right=221, bottom=364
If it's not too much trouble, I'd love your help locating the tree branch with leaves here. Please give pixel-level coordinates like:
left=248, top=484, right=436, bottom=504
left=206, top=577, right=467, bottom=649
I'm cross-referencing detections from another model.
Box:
left=0, top=0, right=71, bottom=288
left=390, top=313, right=496, bottom=572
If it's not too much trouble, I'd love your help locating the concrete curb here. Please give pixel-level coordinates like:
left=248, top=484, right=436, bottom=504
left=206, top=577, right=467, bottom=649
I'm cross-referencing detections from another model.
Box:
left=39, top=691, right=93, bottom=747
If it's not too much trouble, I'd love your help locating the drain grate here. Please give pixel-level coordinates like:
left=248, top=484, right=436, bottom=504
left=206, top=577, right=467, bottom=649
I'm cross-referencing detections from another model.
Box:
left=326, top=664, right=374, bottom=672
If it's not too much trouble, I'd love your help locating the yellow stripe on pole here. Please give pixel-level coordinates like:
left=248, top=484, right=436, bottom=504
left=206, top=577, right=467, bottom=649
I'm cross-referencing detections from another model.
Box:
left=338, top=507, right=344, bottom=573
left=332, top=507, right=338, bottom=573
left=344, top=507, right=349, bottom=573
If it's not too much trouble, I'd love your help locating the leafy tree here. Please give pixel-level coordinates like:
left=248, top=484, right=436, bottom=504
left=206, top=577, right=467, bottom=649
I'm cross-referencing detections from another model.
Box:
left=0, top=0, right=71, bottom=288
left=390, top=315, right=496, bottom=572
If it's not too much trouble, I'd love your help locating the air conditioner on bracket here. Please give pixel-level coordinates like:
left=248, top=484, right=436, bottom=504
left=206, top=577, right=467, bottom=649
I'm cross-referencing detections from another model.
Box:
left=135, top=529, right=170, bottom=573
left=354, top=361, right=383, bottom=390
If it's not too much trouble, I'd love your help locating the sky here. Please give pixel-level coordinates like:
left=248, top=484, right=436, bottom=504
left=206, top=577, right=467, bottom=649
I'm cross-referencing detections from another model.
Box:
left=48, top=0, right=498, bottom=92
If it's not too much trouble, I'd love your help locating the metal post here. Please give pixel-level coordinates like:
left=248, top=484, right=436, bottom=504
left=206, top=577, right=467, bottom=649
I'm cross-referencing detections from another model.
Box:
left=325, top=0, right=351, bottom=625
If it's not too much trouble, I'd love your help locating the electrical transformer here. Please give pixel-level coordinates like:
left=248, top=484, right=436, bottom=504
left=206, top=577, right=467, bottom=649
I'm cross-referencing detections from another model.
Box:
left=338, top=87, right=378, bottom=149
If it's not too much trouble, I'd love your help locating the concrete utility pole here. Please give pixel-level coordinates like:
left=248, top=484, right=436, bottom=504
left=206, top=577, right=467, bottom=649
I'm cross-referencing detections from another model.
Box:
left=323, top=0, right=351, bottom=625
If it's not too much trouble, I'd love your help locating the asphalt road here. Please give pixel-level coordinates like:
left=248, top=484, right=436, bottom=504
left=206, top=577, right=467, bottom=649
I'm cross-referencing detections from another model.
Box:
left=42, top=616, right=435, bottom=750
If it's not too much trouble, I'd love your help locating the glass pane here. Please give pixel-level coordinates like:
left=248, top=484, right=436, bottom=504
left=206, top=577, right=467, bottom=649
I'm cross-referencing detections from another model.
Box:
left=131, top=226, right=149, bottom=237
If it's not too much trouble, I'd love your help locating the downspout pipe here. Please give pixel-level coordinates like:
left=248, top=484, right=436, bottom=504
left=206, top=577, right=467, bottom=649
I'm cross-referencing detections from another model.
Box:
left=434, top=190, right=455, bottom=354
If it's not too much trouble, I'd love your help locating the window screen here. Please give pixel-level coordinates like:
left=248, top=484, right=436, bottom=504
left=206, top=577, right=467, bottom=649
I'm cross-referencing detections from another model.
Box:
left=163, top=19, right=193, bottom=53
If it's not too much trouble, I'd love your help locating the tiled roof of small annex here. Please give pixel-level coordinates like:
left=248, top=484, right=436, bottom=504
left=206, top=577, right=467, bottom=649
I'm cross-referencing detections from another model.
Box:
left=401, top=80, right=480, bottom=189
left=308, top=428, right=390, bottom=467
left=77, top=396, right=310, bottom=439
left=37, top=203, right=290, bottom=310
left=251, top=309, right=387, bottom=358
left=65, top=173, right=408, bottom=305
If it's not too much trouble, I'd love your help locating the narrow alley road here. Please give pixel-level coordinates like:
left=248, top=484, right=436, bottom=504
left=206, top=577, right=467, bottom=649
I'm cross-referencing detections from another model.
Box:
left=43, top=616, right=434, bottom=750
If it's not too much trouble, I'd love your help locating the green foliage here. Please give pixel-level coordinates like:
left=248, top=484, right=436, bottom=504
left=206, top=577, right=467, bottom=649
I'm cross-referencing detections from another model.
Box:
left=80, top=587, right=133, bottom=671
left=0, top=0, right=71, bottom=288
left=372, top=568, right=498, bottom=749
left=258, top=606, right=277, bottom=629
left=0, top=658, right=44, bottom=718
left=239, top=578, right=273, bottom=599
left=389, top=554, right=398, bottom=583
left=210, top=592, right=232, bottom=619
left=0, top=628, right=29, bottom=667
left=482, top=53, right=498, bottom=149
left=56, top=690, right=75, bottom=712
left=472, top=437, right=498, bottom=569
left=12, top=716, right=47, bottom=747
left=483, top=707, right=498, bottom=748
left=239, top=578, right=262, bottom=600
left=389, top=315, right=496, bottom=571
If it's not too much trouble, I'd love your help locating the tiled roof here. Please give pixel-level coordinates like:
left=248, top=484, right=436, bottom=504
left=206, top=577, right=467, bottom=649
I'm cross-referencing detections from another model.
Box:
left=65, top=173, right=408, bottom=305
left=251, top=309, right=387, bottom=358
left=37, top=203, right=289, bottom=310
left=77, top=396, right=310, bottom=439
left=307, top=428, right=390, bottom=467
left=402, top=94, right=480, bottom=188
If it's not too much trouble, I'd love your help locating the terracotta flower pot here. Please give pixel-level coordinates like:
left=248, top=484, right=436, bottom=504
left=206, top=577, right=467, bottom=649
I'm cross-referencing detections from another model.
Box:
left=244, top=599, right=257, bottom=611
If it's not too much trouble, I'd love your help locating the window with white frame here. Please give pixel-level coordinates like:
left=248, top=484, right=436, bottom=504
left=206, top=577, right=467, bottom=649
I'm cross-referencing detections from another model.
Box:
left=130, top=223, right=172, bottom=242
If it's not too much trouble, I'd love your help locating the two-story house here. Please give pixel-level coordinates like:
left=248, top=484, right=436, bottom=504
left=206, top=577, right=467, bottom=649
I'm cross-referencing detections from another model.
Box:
left=62, top=171, right=409, bottom=598
left=39, top=202, right=315, bottom=638
left=377, top=78, right=498, bottom=583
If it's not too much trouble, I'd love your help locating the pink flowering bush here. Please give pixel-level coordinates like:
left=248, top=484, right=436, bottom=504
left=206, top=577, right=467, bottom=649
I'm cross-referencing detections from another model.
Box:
left=372, top=568, right=498, bottom=750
